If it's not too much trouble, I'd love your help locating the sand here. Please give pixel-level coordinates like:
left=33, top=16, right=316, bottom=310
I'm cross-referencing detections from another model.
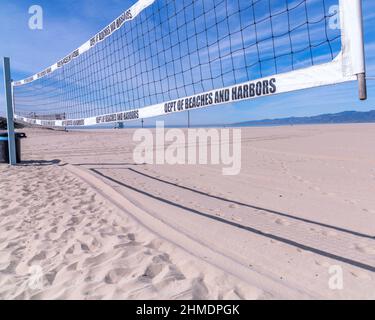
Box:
left=0, top=124, right=374, bottom=299
left=0, top=164, right=262, bottom=300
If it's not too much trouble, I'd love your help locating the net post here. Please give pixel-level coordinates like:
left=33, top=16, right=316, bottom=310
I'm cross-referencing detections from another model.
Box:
left=358, top=73, right=367, bottom=101
left=350, top=0, right=367, bottom=100
left=356, top=0, right=367, bottom=101
left=3, top=57, right=17, bottom=165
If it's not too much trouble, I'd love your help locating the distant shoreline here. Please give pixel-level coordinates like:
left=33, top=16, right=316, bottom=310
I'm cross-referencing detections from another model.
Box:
left=3, top=109, right=375, bottom=130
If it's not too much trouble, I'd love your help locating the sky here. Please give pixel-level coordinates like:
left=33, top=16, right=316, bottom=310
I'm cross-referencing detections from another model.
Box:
left=0, top=0, right=374, bottom=126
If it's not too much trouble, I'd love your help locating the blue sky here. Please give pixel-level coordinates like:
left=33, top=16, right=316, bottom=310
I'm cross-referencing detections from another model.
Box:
left=0, top=0, right=374, bottom=126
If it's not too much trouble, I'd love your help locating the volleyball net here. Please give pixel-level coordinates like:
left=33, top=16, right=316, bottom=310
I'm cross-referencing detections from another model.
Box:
left=12, top=0, right=366, bottom=127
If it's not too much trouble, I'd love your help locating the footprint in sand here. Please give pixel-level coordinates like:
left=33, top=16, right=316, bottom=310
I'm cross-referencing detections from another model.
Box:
left=274, top=218, right=291, bottom=226
left=154, top=272, right=186, bottom=291
left=80, top=243, right=90, bottom=253
left=104, top=268, right=130, bottom=284
left=67, top=262, right=78, bottom=271
left=146, top=239, right=163, bottom=250
left=127, top=233, right=136, bottom=241
left=139, top=263, right=164, bottom=282
left=352, top=243, right=375, bottom=255
left=45, top=270, right=58, bottom=285
left=165, top=265, right=185, bottom=281
left=191, top=277, right=209, bottom=300
left=65, top=243, right=79, bottom=255
left=152, top=253, right=170, bottom=264
left=67, top=216, right=81, bottom=226
left=28, top=251, right=47, bottom=266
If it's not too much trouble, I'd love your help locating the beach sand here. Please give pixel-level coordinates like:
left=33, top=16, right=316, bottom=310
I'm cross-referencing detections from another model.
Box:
left=0, top=124, right=374, bottom=299
left=0, top=164, right=262, bottom=300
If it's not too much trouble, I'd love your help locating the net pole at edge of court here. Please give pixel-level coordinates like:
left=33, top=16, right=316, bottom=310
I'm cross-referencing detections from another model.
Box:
left=3, top=57, right=17, bottom=165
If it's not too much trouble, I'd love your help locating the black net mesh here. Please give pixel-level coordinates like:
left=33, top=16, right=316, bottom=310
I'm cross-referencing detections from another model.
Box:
left=14, top=0, right=341, bottom=120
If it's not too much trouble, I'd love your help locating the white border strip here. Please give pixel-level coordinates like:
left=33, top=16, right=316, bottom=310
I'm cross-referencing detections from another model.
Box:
left=12, top=0, right=155, bottom=87
left=14, top=55, right=356, bottom=127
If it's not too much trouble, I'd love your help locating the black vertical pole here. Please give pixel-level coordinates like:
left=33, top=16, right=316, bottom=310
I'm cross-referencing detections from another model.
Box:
left=3, top=57, right=17, bottom=165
